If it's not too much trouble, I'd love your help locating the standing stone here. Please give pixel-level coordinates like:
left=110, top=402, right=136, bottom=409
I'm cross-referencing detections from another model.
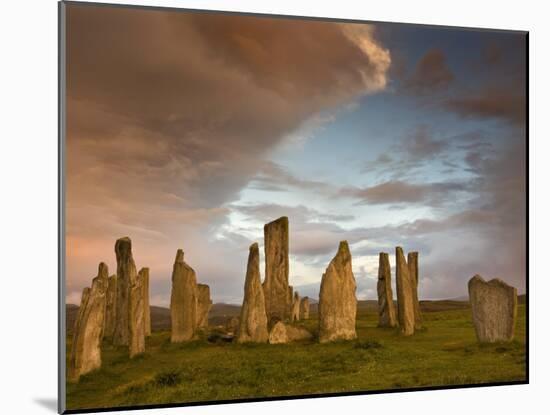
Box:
left=237, top=243, right=269, bottom=343
left=300, top=296, right=310, bottom=319
left=377, top=253, right=397, bottom=328
left=291, top=291, right=301, bottom=322
left=129, top=268, right=146, bottom=358
left=396, top=247, right=415, bottom=336
left=196, top=284, right=212, bottom=329
left=287, top=285, right=294, bottom=319
left=103, top=274, right=117, bottom=339
left=170, top=249, right=198, bottom=342
left=408, top=252, right=423, bottom=330
left=141, top=267, right=151, bottom=336
left=72, top=288, right=90, bottom=340
left=318, top=241, right=357, bottom=343
left=113, top=237, right=138, bottom=346
left=262, top=217, right=290, bottom=324
left=68, top=263, right=108, bottom=382
left=468, top=275, right=518, bottom=343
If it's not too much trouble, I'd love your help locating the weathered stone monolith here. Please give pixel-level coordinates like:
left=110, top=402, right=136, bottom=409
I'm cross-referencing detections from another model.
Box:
left=237, top=243, right=269, bottom=343
left=113, top=237, right=138, bottom=346
left=287, top=285, right=294, bottom=320
left=291, top=291, right=301, bottom=322
left=103, top=274, right=117, bottom=339
left=468, top=275, right=517, bottom=343
left=300, top=296, right=310, bottom=319
left=170, top=249, right=198, bottom=342
left=396, top=247, right=415, bottom=336
left=141, top=267, right=151, bottom=336
left=262, top=217, right=290, bottom=324
left=129, top=268, right=146, bottom=357
left=408, top=252, right=423, bottom=330
left=68, top=263, right=108, bottom=382
left=318, top=241, right=357, bottom=343
left=197, top=284, right=212, bottom=329
left=377, top=253, right=397, bottom=328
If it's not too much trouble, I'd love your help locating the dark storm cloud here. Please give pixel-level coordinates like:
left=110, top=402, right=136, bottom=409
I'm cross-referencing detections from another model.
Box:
left=65, top=4, right=391, bottom=303
left=405, top=49, right=454, bottom=93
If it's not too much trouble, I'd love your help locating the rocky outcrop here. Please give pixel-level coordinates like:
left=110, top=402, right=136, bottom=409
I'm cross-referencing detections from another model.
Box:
left=268, top=321, right=313, bottom=344
left=141, top=267, right=151, bottom=336
left=396, top=247, right=415, bottom=336
left=170, top=249, right=198, bottom=342
left=300, top=296, right=310, bottom=320
left=196, top=284, right=212, bottom=329
left=468, top=275, right=517, bottom=343
left=68, top=263, right=108, bottom=382
left=318, top=241, right=357, bottom=343
left=237, top=243, right=269, bottom=343
left=129, top=268, right=146, bottom=357
left=377, top=252, right=397, bottom=328
left=268, top=321, right=288, bottom=344
left=103, top=274, right=117, bottom=339
left=291, top=291, right=301, bottom=322
left=262, top=217, right=290, bottom=324
left=113, top=237, right=138, bottom=346
left=408, top=252, right=422, bottom=330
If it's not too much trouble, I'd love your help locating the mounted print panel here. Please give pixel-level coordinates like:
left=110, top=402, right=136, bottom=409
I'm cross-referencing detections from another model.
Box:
left=59, top=1, right=528, bottom=413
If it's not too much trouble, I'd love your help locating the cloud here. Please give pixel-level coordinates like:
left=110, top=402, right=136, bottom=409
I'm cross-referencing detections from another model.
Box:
left=445, top=88, right=526, bottom=125
left=249, top=161, right=334, bottom=193
left=340, top=180, right=469, bottom=206
left=362, top=125, right=453, bottom=180
left=65, top=5, right=393, bottom=304
left=405, top=49, right=454, bottom=93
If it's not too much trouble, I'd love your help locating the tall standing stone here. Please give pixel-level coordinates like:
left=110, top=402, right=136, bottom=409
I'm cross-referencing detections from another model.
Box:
left=318, top=241, right=357, bottom=343
left=113, top=237, right=137, bottom=346
left=237, top=243, right=269, bottom=343
left=291, top=291, right=301, bottom=322
left=103, top=274, right=117, bottom=339
left=396, top=247, right=415, bottom=336
left=170, top=249, right=198, bottom=342
left=287, top=285, right=293, bottom=319
left=468, top=275, right=518, bottom=343
left=300, top=296, right=310, bottom=319
left=141, top=267, right=151, bottom=336
left=196, top=284, right=212, bottom=329
left=68, top=263, right=108, bottom=382
left=129, top=268, right=146, bottom=358
left=377, top=253, right=397, bottom=328
left=408, top=252, right=423, bottom=330
left=262, top=217, right=290, bottom=324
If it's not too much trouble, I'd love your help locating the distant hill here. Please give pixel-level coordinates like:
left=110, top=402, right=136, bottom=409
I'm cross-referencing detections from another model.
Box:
left=65, top=295, right=525, bottom=335
left=66, top=302, right=242, bottom=334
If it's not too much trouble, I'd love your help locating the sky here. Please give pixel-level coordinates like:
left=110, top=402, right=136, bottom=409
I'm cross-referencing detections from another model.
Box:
left=65, top=4, right=527, bottom=306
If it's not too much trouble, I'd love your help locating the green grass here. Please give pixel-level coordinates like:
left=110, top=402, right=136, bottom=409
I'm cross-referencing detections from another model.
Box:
left=66, top=305, right=526, bottom=411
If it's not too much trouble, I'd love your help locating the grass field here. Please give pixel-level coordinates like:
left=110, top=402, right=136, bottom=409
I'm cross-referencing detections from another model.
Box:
left=66, top=304, right=526, bottom=411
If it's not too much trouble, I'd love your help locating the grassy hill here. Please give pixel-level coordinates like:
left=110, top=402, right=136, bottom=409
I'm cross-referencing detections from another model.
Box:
left=65, top=303, right=526, bottom=411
